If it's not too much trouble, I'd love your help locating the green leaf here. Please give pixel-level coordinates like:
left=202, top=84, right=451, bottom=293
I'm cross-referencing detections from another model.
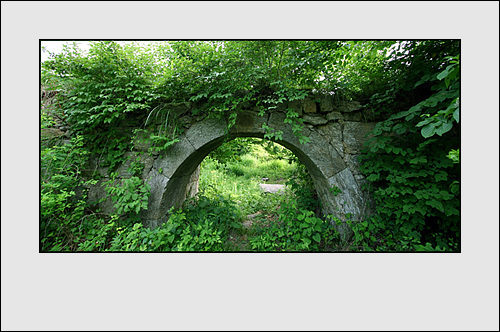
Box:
left=372, top=126, right=383, bottom=136
left=444, top=205, right=459, bottom=217
left=421, top=123, right=436, bottom=138
left=426, top=199, right=444, bottom=212
left=437, top=64, right=455, bottom=81
left=390, top=110, right=411, bottom=120
left=416, top=118, right=432, bottom=127
left=409, top=156, right=427, bottom=164
left=392, top=123, right=403, bottom=132
left=434, top=171, right=448, bottom=182
left=408, top=104, right=422, bottom=114
left=392, top=147, right=402, bottom=155
left=437, top=69, right=449, bottom=80
left=435, top=121, right=453, bottom=136
left=366, top=174, right=380, bottom=181
left=415, top=206, right=427, bottom=216
left=453, top=108, right=459, bottom=123
left=312, top=233, right=321, bottom=243
left=395, top=126, right=407, bottom=135
left=438, top=190, right=454, bottom=200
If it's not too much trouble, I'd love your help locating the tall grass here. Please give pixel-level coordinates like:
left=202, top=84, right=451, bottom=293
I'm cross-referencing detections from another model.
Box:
left=199, top=138, right=299, bottom=215
left=204, top=138, right=297, bottom=183
left=199, top=156, right=265, bottom=216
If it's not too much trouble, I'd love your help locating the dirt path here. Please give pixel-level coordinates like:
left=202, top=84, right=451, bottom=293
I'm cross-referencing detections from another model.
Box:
left=228, top=183, right=286, bottom=250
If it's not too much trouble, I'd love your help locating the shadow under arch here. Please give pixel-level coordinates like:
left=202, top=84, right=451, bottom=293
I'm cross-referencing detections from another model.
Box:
left=143, top=110, right=367, bottom=239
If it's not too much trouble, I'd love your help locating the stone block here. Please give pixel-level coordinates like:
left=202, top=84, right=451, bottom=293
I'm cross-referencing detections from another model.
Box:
left=319, top=95, right=334, bottom=113
left=287, top=100, right=303, bottom=116
left=354, top=174, right=368, bottom=188
left=326, top=111, right=343, bottom=121
left=343, top=112, right=362, bottom=122
left=153, top=137, right=196, bottom=178
left=185, top=118, right=226, bottom=151
left=302, top=131, right=346, bottom=179
left=185, top=165, right=200, bottom=198
left=86, top=179, right=118, bottom=215
left=139, top=153, right=154, bottom=179
left=144, top=171, right=170, bottom=220
left=114, top=152, right=137, bottom=179
left=132, top=130, right=151, bottom=152
left=326, top=168, right=366, bottom=221
left=303, top=114, right=328, bottom=126
left=86, top=158, right=109, bottom=178
left=148, top=103, right=191, bottom=127
left=345, top=154, right=363, bottom=175
left=41, top=128, right=65, bottom=138
left=336, top=100, right=362, bottom=113
left=318, top=123, right=344, bottom=157
left=267, top=112, right=287, bottom=133
left=304, top=98, right=317, bottom=114
left=232, top=110, right=268, bottom=136
left=342, top=122, right=377, bottom=154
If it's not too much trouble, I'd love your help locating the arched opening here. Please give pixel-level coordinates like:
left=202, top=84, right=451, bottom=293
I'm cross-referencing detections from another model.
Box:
left=152, top=126, right=331, bottom=224
left=193, top=136, right=322, bottom=250
left=143, top=112, right=370, bottom=245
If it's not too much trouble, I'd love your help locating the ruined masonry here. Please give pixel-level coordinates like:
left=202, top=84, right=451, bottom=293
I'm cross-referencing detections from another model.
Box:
left=88, top=95, right=377, bottom=239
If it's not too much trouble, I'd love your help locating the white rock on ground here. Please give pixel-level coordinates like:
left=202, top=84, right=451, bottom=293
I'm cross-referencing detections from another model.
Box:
left=258, top=183, right=286, bottom=194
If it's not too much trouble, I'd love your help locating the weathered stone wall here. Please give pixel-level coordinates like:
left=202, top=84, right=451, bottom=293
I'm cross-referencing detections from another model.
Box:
left=88, top=94, right=376, bottom=239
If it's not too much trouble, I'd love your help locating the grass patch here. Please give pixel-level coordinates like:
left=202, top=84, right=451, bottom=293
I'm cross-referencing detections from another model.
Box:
left=204, top=138, right=297, bottom=183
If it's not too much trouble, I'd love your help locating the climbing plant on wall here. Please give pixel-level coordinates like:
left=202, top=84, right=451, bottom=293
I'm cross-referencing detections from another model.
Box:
left=41, top=39, right=460, bottom=252
left=42, top=40, right=397, bottom=153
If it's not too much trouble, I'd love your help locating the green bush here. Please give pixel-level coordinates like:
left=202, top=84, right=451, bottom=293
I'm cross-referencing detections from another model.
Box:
left=249, top=207, right=338, bottom=252
left=357, top=54, right=460, bottom=252
left=40, top=136, right=92, bottom=251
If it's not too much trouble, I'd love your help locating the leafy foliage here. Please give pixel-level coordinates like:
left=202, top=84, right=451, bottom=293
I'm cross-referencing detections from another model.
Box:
left=41, top=40, right=400, bottom=160
left=40, top=40, right=460, bottom=252
left=107, top=195, right=239, bottom=252
left=40, top=136, right=93, bottom=251
left=103, top=174, right=151, bottom=226
left=357, top=43, right=460, bottom=252
left=248, top=208, right=337, bottom=251
left=42, top=42, right=163, bottom=172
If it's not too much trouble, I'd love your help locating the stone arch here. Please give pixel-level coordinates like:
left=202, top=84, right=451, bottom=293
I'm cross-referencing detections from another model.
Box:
left=142, top=109, right=374, bottom=239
